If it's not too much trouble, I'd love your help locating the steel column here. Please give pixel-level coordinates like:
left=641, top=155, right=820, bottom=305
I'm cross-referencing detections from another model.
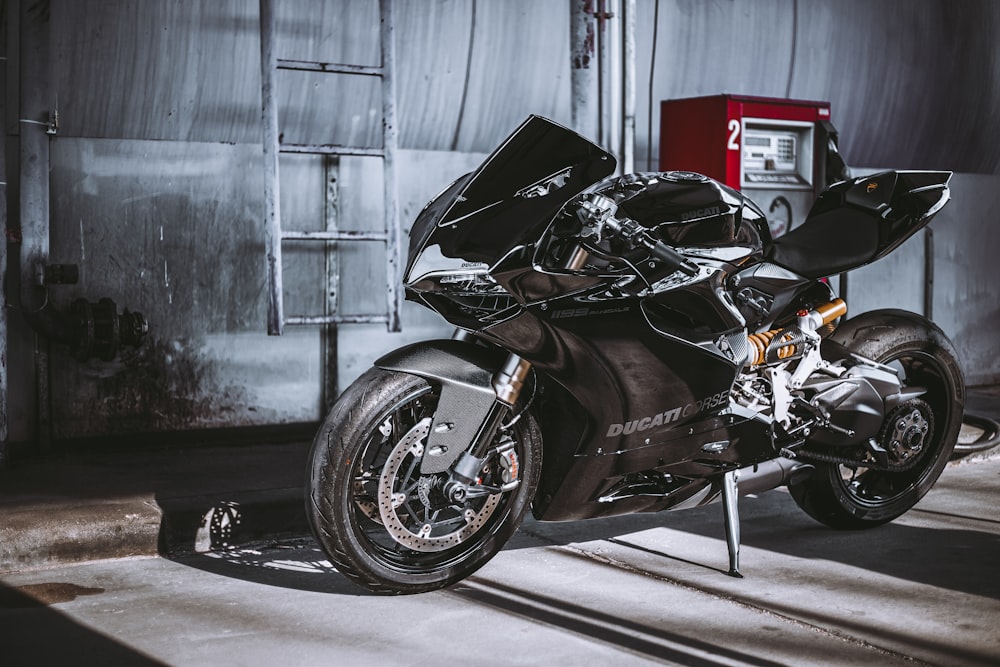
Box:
left=924, top=227, right=934, bottom=320
left=620, top=0, right=636, bottom=174
left=19, top=0, right=51, bottom=317
left=259, top=0, right=284, bottom=336
left=19, top=0, right=54, bottom=450
left=570, top=0, right=599, bottom=141
left=596, top=0, right=612, bottom=156
left=322, top=156, right=340, bottom=408
left=0, top=179, right=6, bottom=464
left=380, top=0, right=401, bottom=332
left=0, top=37, right=7, bottom=463
left=573, top=0, right=631, bottom=171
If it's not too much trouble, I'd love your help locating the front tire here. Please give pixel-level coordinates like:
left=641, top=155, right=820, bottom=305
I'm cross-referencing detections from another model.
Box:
left=789, top=310, right=965, bottom=529
left=307, top=367, right=541, bottom=594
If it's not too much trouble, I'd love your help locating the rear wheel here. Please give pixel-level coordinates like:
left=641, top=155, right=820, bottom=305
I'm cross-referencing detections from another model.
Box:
left=307, top=367, right=541, bottom=594
left=789, top=310, right=965, bottom=529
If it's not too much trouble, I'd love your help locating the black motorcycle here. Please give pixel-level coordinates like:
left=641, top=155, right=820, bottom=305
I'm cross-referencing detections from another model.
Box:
left=306, top=116, right=964, bottom=594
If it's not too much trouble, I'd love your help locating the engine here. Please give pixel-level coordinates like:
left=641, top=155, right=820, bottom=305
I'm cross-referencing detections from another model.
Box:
left=731, top=298, right=912, bottom=454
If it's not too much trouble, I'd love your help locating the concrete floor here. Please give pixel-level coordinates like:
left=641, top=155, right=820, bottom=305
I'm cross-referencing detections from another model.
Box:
left=2, top=455, right=998, bottom=666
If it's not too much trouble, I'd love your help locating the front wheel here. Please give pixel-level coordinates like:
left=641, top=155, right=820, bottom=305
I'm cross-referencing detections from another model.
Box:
left=789, top=310, right=965, bottom=529
left=307, top=367, right=541, bottom=594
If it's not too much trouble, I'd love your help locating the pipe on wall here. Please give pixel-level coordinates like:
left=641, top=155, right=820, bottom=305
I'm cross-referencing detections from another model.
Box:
left=18, top=0, right=75, bottom=342
left=1, top=79, right=6, bottom=466
left=570, top=0, right=599, bottom=142
left=620, top=0, right=635, bottom=174
left=14, top=0, right=148, bottom=448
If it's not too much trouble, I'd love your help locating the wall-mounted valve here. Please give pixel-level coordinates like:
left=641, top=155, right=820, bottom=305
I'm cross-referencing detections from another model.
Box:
left=69, top=298, right=148, bottom=362
left=21, top=260, right=149, bottom=362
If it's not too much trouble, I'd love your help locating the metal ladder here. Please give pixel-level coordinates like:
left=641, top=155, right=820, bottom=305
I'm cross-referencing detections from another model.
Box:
left=259, top=0, right=401, bottom=335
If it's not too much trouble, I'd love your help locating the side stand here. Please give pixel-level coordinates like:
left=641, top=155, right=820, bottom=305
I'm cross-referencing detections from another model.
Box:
left=721, top=468, right=743, bottom=578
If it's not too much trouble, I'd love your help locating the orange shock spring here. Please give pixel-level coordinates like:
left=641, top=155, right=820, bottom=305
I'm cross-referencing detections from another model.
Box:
left=747, top=298, right=847, bottom=367
left=748, top=329, right=799, bottom=367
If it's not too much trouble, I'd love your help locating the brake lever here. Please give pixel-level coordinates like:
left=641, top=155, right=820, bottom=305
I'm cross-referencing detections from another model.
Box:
left=643, top=237, right=700, bottom=277
left=603, top=216, right=700, bottom=277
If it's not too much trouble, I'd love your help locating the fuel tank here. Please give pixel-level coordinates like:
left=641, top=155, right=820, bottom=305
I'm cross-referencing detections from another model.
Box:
left=591, top=171, right=771, bottom=256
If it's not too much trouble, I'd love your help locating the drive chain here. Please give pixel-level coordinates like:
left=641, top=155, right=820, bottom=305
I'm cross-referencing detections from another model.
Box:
left=792, top=448, right=921, bottom=473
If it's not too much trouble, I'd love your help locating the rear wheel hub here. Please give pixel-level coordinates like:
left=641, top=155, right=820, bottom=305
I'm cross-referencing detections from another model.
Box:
left=880, top=400, right=934, bottom=468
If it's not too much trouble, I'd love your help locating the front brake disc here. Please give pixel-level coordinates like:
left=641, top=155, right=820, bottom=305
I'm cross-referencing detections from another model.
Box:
left=377, top=417, right=503, bottom=552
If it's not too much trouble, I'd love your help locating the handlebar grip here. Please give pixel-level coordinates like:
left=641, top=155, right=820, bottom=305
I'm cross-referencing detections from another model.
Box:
left=649, top=240, right=700, bottom=277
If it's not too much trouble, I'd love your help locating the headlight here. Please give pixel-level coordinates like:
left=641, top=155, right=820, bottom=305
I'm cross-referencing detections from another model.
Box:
left=405, top=243, right=490, bottom=285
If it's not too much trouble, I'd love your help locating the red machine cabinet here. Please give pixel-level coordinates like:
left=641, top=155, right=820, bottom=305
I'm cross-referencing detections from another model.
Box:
left=660, top=95, right=835, bottom=236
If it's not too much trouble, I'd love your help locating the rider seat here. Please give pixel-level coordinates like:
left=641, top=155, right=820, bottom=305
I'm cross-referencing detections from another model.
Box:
left=767, top=171, right=950, bottom=280
left=767, top=208, right=880, bottom=279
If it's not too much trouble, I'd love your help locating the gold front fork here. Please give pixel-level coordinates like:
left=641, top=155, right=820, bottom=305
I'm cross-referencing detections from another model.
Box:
left=493, top=354, right=533, bottom=407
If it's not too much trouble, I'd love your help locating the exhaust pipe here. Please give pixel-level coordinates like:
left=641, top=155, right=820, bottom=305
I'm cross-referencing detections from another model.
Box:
left=735, top=457, right=815, bottom=496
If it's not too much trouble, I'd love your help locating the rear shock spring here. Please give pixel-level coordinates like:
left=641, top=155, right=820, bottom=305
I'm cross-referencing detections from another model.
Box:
left=747, top=298, right=847, bottom=367
left=748, top=329, right=799, bottom=367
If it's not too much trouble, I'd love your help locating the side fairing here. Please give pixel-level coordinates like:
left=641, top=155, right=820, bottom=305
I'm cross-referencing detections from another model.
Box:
left=477, top=282, right=773, bottom=521
left=490, top=308, right=738, bottom=449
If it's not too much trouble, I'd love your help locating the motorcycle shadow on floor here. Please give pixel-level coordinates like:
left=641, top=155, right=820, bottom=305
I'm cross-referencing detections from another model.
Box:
left=169, top=480, right=1000, bottom=601
left=171, top=540, right=367, bottom=596
left=519, top=486, right=1000, bottom=601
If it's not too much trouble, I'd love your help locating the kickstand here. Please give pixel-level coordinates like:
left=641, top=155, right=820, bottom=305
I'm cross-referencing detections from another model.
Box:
left=721, top=469, right=743, bottom=578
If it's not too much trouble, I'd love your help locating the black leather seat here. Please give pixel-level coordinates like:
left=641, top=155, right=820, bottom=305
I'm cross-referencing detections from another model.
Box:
left=767, top=208, right=879, bottom=280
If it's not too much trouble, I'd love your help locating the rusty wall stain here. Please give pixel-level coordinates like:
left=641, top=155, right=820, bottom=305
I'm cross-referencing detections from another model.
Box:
left=42, top=139, right=324, bottom=439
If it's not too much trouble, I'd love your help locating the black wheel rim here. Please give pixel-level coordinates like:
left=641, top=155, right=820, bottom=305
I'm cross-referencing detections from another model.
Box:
left=834, top=349, right=954, bottom=507
left=345, top=384, right=523, bottom=575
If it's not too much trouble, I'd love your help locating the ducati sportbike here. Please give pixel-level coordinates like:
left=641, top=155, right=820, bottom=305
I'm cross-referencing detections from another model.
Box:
left=307, top=116, right=964, bottom=594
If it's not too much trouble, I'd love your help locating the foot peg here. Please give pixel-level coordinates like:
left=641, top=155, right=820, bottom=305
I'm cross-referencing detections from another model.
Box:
left=721, top=469, right=743, bottom=578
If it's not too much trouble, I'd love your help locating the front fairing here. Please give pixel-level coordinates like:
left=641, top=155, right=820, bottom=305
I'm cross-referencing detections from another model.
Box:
left=405, top=116, right=616, bottom=289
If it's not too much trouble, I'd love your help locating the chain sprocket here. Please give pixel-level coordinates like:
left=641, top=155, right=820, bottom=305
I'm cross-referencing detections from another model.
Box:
left=794, top=399, right=935, bottom=473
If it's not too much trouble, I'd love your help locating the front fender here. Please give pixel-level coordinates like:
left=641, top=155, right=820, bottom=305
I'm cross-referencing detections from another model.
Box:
left=375, top=340, right=506, bottom=474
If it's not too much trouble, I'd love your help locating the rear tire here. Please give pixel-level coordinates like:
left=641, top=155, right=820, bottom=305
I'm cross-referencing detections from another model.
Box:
left=789, top=310, right=965, bottom=529
left=307, top=367, right=541, bottom=594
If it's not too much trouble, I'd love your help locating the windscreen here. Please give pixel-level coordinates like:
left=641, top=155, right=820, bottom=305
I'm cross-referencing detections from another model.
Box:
left=405, top=116, right=615, bottom=283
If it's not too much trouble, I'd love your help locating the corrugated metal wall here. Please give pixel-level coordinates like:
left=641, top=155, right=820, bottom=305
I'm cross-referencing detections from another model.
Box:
left=49, top=0, right=1000, bottom=169
left=6, top=0, right=1000, bottom=443
left=635, top=0, right=1000, bottom=173
left=51, top=0, right=573, bottom=151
